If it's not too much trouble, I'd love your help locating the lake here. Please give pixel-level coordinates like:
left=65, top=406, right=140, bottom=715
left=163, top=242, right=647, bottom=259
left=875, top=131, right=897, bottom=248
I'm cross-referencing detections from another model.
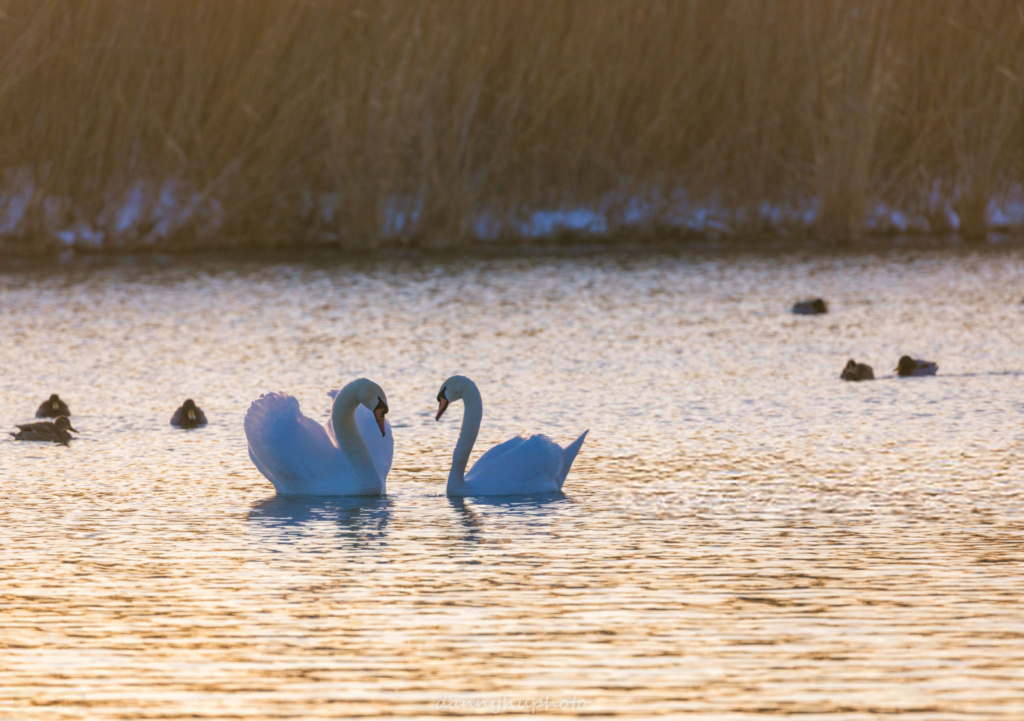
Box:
left=2, top=244, right=1024, bottom=718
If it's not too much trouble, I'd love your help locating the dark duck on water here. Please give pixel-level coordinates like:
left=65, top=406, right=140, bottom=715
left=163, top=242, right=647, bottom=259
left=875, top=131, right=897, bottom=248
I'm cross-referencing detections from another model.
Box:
left=841, top=359, right=875, bottom=381
left=896, top=356, right=938, bottom=377
left=36, top=393, right=70, bottom=418
left=171, top=399, right=208, bottom=428
left=792, top=298, right=828, bottom=315
left=13, top=415, right=77, bottom=443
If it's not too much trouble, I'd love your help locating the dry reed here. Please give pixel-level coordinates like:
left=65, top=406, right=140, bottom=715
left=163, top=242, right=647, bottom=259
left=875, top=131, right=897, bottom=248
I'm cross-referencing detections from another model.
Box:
left=0, top=0, right=1022, bottom=253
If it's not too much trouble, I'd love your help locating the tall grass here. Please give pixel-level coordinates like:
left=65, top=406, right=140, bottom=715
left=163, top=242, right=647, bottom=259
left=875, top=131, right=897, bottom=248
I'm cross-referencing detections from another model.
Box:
left=0, top=0, right=1022, bottom=252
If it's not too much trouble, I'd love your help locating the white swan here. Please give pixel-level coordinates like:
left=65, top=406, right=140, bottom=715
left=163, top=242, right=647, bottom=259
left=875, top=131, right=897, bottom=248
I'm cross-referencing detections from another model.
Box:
left=435, top=375, right=588, bottom=496
left=244, top=378, right=393, bottom=496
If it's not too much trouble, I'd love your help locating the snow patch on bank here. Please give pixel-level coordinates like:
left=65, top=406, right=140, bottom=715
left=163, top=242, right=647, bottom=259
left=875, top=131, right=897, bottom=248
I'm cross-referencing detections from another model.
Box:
left=2, top=176, right=1024, bottom=251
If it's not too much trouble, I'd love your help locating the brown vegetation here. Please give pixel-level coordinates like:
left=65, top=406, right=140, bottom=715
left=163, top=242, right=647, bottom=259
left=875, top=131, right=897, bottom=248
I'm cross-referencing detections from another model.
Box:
left=0, top=0, right=1022, bottom=252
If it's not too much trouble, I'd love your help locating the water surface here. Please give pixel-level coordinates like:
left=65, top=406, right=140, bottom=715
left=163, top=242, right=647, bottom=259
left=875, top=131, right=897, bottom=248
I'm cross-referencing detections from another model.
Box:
left=2, top=246, right=1024, bottom=719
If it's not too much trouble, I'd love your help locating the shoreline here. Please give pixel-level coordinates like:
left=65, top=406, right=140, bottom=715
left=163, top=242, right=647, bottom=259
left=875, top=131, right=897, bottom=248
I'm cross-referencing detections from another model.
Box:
left=2, top=229, right=1024, bottom=272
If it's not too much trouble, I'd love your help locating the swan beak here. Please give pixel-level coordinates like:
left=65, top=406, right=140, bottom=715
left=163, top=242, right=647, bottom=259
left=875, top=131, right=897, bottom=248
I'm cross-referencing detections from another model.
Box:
left=435, top=398, right=449, bottom=421
left=374, top=408, right=387, bottom=437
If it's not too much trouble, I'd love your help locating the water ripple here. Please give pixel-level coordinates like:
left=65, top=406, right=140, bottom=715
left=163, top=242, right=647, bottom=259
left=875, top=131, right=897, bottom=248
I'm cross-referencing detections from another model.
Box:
left=2, top=248, right=1024, bottom=718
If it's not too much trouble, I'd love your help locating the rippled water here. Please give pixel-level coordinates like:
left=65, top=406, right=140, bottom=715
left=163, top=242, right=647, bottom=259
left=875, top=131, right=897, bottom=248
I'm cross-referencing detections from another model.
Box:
left=2, top=245, right=1024, bottom=719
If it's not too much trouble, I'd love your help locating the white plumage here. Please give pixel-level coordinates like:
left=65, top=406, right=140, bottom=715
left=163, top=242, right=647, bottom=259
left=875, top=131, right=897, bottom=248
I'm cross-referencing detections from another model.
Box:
left=245, top=379, right=393, bottom=496
left=436, top=375, right=587, bottom=497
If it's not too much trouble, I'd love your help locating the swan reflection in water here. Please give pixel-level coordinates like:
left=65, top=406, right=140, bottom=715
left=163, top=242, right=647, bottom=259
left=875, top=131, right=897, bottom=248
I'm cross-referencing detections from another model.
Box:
left=447, top=492, right=574, bottom=541
left=248, top=495, right=392, bottom=546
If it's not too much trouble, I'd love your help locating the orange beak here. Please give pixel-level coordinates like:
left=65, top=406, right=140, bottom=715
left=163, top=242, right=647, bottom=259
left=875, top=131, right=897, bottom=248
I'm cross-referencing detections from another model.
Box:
left=435, top=397, right=449, bottom=421
left=374, top=407, right=387, bottom=437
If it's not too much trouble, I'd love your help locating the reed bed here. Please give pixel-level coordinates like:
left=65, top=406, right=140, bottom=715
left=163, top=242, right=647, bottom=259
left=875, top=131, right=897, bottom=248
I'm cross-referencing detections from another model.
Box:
left=0, top=0, right=1022, bottom=253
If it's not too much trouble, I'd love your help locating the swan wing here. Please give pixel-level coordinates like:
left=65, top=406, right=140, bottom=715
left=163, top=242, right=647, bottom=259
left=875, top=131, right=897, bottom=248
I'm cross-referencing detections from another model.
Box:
left=325, top=390, right=393, bottom=480
left=325, top=389, right=340, bottom=440
left=469, top=435, right=529, bottom=469
left=245, top=392, right=350, bottom=495
left=556, top=430, right=588, bottom=490
left=466, top=434, right=565, bottom=495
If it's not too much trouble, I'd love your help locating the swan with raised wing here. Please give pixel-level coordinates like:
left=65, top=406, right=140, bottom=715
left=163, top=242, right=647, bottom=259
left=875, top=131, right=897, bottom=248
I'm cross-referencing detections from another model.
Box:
left=435, top=375, right=587, bottom=496
left=244, top=378, right=392, bottom=496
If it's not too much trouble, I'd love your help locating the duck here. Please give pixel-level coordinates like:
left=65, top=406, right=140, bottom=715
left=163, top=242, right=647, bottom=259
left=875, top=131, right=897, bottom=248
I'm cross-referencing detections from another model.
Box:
left=792, top=298, right=827, bottom=315
left=12, top=415, right=77, bottom=443
left=435, top=375, right=588, bottom=496
left=170, top=399, right=208, bottom=428
left=244, top=378, right=393, bottom=496
left=36, top=394, right=70, bottom=418
left=896, top=355, right=938, bottom=377
left=840, top=359, right=874, bottom=381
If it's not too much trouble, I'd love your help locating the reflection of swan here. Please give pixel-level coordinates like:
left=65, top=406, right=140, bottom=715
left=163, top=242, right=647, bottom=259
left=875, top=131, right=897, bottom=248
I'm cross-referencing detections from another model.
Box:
left=244, top=378, right=393, bottom=496
left=463, top=494, right=571, bottom=511
left=248, top=495, right=392, bottom=539
left=447, top=496, right=484, bottom=540
left=435, top=375, right=587, bottom=497
left=447, top=494, right=573, bottom=542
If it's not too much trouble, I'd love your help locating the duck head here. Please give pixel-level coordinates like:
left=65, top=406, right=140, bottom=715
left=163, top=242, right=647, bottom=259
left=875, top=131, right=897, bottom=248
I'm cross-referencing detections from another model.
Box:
left=895, top=356, right=916, bottom=376
left=54, top=416, right=77, bottom=433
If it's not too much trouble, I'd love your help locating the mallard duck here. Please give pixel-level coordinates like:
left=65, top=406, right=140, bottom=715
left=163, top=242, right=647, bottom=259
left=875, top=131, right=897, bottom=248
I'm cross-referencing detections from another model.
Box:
left=12, top=415, right=77, bottom=443
left=171, top=399, right=208, bottom=428
left=840, top=359, right=874, bottom=381
left=35, top=393, right=70, bottom=418
left=792, top=298, right=828, bottom=315
left=896, top=355, right=938, bottom=377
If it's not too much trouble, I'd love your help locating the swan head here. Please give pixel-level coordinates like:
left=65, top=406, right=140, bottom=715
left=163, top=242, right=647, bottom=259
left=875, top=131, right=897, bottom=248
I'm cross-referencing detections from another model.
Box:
left=54, top=416, right=77, bottom=433
left=435, top=375, right=471, bottom=421
left=347, top=378, right=390, bottom=437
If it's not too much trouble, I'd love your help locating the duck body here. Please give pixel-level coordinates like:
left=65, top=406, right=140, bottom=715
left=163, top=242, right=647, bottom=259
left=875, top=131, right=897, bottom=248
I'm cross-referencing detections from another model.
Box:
left=841, top=359, right=875, bottom=381
left=436, top=375, right=587, bottom=497
left=244, top=379, right=392, bottom=496
left=171, top=399, right=208, bottom=428
left=36, top=394, right=70, bottom=418
left=12, top=415, right=77, bottom=443
left=896, top=356, right=938, bottom=377
left=792, top=298, right=828, bottom=315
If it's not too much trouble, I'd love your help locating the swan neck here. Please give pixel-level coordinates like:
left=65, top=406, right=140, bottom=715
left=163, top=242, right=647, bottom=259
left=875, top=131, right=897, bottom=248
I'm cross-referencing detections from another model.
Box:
left=448, top=383, right=482, bottom=492
left=332, top=384, right=381, bottom=492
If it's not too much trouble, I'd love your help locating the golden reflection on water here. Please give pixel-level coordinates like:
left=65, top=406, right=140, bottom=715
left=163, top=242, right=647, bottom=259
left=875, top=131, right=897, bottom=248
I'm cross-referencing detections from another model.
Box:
left=1, top=248, right=1024, bottom=718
